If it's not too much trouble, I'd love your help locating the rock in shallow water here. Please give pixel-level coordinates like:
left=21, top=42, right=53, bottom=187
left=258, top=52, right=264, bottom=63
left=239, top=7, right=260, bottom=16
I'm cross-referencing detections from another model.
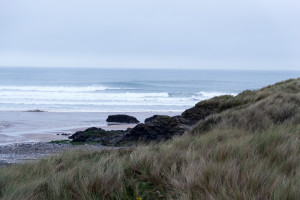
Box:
left=106, top=114, right=140, bottom=124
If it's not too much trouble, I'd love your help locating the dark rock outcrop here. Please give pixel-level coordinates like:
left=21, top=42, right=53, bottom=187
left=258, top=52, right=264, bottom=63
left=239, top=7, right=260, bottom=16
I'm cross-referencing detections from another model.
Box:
left=106, top=114, right=140, bottom=124
left=144, top=115, right=169, bottom=123
left=69, top=115, right=189, bottom=145
left=122, top=115, right=188, bottom=142
left=69, top=95, right=241, bottom=145
left=69, top=127, right=129, bottom=145
left=69, top=96, right=240, bottom=145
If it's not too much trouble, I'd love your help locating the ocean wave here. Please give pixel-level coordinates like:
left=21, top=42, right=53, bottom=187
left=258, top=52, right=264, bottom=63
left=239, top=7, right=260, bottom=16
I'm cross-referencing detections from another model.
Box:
left=192, top=91, right=237, bottom=100
left=0, top=85, right=119, bottom=92
left=0, top=90, right=234, bottom=105
left=103, top=82, right=153, bottom=88
left=0, top=86, right=236, bottom=112
left=0, top=100, right=194, bottom=106
left=0, top=91, right=170, bottom=100
left=168, top=92, right=194, bottom=98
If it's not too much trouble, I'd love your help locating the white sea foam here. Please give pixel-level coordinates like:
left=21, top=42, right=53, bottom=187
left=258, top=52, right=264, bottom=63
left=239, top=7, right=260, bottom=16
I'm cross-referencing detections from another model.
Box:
left=0, top=91, right=170, bottom=100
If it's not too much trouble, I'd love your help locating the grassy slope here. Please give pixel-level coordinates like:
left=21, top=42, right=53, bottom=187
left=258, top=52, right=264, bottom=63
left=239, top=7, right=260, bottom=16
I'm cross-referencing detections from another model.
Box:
left=0, top=78, right=299, bottom=200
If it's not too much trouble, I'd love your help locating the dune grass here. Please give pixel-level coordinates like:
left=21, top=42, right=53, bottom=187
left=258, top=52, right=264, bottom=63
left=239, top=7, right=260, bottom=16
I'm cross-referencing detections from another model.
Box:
left=0, top=124, right=299, bottom=199
left=0, top=78, right=299, bottom=199
left=190, top=92, right=300, bottom=135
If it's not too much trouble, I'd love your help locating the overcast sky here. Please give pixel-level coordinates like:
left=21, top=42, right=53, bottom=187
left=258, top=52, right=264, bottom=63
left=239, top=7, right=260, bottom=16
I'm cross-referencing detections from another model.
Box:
left=0, top=0, right=299, bottom=70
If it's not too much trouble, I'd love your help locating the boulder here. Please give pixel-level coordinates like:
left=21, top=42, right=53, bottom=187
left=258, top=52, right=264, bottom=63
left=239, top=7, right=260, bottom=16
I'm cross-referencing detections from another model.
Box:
left=69, top=127, right=128, bottom=145
left=26, top=109, right=45, bottom=112
left=122, top=115, right=188, bottom=142
left=106, top=114, right=140, bottom=124
left=144, top=115, right=169, bottom=123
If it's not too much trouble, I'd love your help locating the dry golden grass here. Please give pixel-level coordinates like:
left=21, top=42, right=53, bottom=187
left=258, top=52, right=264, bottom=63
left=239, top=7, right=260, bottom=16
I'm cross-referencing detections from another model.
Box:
left=0, top=125, right=299, bottom=200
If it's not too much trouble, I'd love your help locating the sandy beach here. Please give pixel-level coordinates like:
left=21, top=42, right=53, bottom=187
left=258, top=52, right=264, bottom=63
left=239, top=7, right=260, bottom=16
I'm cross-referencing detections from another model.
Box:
left=0, top=111, right=180, bottom=144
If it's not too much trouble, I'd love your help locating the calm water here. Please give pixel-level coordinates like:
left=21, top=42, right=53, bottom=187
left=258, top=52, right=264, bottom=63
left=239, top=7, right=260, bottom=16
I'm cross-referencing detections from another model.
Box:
left=0, top=67, right=299, bottom=112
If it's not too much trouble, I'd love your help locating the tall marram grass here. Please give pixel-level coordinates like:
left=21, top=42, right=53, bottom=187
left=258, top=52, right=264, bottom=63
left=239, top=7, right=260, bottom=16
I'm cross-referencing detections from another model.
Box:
left=0, top=125, right=299, bottom=199
left=190, top=92, right=300, bottom=134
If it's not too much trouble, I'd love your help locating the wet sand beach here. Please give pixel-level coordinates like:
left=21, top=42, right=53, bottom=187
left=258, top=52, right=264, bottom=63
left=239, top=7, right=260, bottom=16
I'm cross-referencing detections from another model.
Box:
left=0, top=111, right=180, bottom=144
left=0, top=111, right=180, bottom=166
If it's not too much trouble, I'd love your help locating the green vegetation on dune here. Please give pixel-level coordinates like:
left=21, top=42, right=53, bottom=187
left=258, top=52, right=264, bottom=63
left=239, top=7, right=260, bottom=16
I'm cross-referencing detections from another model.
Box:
left=0, top=78, right=299, bottom=200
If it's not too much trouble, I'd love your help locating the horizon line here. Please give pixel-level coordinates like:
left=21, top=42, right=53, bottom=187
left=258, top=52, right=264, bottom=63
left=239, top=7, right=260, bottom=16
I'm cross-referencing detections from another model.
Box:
left=0, top=66, right=299, bottom=72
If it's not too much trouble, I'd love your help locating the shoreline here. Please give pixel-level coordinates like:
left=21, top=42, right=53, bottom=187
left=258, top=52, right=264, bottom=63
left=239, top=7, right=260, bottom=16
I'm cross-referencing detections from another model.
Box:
left=0, top=111, right=181, bottom=166
left=0, top=123, right=138, bottom=167
left=0, top=111, right=181, bottom=144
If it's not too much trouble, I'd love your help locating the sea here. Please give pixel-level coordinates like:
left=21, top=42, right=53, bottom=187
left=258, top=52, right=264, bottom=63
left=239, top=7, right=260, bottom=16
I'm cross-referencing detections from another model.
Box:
left=0, top=67, right=300, bottom=112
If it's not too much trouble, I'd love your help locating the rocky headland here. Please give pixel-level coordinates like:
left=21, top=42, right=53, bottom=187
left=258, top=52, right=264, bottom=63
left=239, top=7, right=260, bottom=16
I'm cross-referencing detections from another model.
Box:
left=66, top=96, right=244, bottom=145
